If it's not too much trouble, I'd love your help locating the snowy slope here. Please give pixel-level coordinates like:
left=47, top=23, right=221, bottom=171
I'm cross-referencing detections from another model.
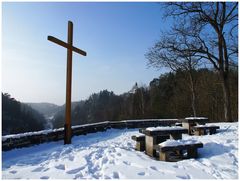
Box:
left=2, top=122, right=238, bottom=179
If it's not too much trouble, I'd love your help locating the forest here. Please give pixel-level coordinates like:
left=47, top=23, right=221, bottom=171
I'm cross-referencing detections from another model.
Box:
left=52, top=68, right=238, bottom=128
left=2, top=93, right=47, bottom=135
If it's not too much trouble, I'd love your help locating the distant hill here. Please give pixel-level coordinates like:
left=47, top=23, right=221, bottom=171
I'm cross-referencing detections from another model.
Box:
left=27, top=102, right=60, bottom=119
left=2, top=93, right=48, bottom=135
left=51, top=101, right=84, bottom=128
left=27, top=101, right=84, bottom=129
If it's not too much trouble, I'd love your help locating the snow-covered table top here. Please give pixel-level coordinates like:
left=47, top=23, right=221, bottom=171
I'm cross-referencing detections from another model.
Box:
left=146, top=126, right=186, bottom=131
left=141, top=126, right=188, bottom=136
left=182, top=117, right=209, bottom=123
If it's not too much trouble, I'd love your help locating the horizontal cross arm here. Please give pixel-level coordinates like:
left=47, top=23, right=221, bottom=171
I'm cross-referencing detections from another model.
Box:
left=48, top=36, right=87, bottom=56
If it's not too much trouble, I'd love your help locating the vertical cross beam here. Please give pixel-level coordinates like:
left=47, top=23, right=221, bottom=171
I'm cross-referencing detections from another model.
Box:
left=48, top=21, right=87, bottom=145
left=65, top=21, right=73, bottom=144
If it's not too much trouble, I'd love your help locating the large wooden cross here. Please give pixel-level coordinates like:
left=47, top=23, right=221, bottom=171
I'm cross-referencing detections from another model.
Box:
left=48, top=21, right=87, bottom=144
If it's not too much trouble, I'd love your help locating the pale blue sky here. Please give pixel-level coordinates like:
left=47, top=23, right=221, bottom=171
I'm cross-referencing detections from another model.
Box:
left=2, top=2, right=170, bottom=105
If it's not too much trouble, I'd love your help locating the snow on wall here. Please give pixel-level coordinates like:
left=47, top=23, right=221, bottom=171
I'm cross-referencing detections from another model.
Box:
left=2, top=119, right=179, bottom=151
left=185, top=117, right=208, bottom=120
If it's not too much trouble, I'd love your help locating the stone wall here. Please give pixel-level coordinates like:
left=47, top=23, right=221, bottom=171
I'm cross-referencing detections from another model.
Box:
left=2, top=119, right=179, bottom=151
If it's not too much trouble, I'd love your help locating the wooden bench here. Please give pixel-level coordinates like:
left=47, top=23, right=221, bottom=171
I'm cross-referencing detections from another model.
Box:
left=131, top=135, right=145, bottom=151
left=139, top=127, right=188, bottom=157
left=156, top=140, right=203, bottom=162
left=193, top=125, right=220, bottom=136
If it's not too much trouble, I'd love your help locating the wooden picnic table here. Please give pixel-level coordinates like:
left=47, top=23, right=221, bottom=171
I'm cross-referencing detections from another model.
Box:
left=192, top=125, right=220, bottom=136
left=139, top=127, right=188, bottom=157
left=180, top=117, right=209, bottom=135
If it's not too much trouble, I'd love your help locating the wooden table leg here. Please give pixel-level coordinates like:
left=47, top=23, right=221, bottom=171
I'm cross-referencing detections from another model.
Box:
left=187, top=147, right=198, bottom=158
left=145, top=135, right=156, bottom=157
left=136, top=141, right=145, bottom=151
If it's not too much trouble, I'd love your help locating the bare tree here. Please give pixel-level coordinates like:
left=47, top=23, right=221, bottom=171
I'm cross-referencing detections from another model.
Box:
left=149, top=2, right=238, bottom=122
left=146, top=33, right=200, bottom=117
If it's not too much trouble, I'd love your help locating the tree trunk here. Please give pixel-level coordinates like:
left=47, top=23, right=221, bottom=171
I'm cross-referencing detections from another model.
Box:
left=140, top=89, right=145, bottom=116
left=191, top=86, right=197, bottom=117
left=188, top=70, right=197, bottom=117
left=220, top=72, right=233, bottom=122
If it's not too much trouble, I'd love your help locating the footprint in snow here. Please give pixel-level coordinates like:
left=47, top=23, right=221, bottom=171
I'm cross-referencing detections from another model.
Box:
left=112, top=172, right=120, bottom=179
left=101, top=157, right=108, bottom=164
left=138, top=172, right=146, bottom=176
left=172, top=165, right=179, bottom=168
left=176, top=174, right=191, bottom=179
left=104, top=175, right=111, bottom=179
left=9, top=170, right=17, bottom=174
left=149, top=166, right=158, bottom=171
left=40, top=176, right=49, bottom=179
left=43, top=168, right=50, bottom=172
left=32, top=167, right=47, bottom=172
left=74, top=172, right=83, bottom=179
left=108, top=147, right=116, bottom=152
left=66, top=167, right=84, bottom=174
left=127, top=142, right=131, bottom=146
left=123, top=161, right=131, bottom=165
left=55, top=164, right=65, bottom=170
left=117, top=153, right=122, bottom=157
left=109, top=159, right=115, bottom=164
left=68, top=155, right=74, bottom=161
left=226, top=139, right=232, bottom=143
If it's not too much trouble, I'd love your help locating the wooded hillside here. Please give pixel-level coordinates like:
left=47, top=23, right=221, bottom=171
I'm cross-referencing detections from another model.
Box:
left=2, top=93, right=47, bottom=135
left=52, top=68, right=238, bottom=128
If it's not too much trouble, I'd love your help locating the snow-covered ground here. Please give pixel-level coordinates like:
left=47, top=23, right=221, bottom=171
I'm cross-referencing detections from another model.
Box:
left=2, top=122, right=238, bottom=179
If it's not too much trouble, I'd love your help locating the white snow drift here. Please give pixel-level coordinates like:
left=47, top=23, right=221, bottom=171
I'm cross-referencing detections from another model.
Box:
left=2, top=122, right=238, bottom=179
